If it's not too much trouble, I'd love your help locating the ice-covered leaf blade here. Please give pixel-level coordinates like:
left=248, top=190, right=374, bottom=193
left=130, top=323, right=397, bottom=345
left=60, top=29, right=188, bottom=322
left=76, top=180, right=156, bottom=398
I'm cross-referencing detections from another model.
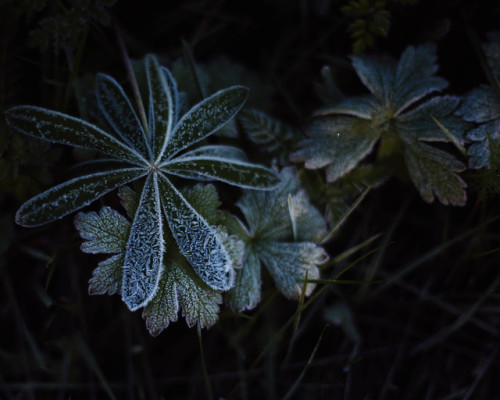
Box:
left=314, top=96, right=374, bottom=119
left=74, top=207, right=130, bottom=254
left=122, top=174, right=164, bottom=311
left=158, top=174, right=234, bottom=291
left=465, top=122, right=500, bottom=169
left=162, top=66, right=180, bottom=126
left=396, top=96, right=467, bottom=143
left=162, top=86, right=249, bottom=160
left=180, top=184, right=220, bottom=224
left=5, top=106, right=146, bottom=164
left=256, top=241, right=328, bottom=300
left=88, top=254, right=124, bottom=296
left=16, top=168, right=146, bottom=227
left=351, top=54, right=395, bottom=101
left=237, top=168, right=299, bottom=241
left=146, top=55, right=174, bottom=161
left=173, top=145, right=248, bottom=162
left=290, top=190, right=327, bottom=243
left=457, top=85, right=500, bottom=123
left=162, top=157, right=280, bottom=189
left=404, top=141, right=466, bottom=205
left=291, top=116, right=380, bottom=182
left=239, top=109, right=292, bottom=145
left=225, top=250, right=261, bottom=312
left=95, top=73, right=151, bottom=158
left=142, top=260, right=222, bottom=336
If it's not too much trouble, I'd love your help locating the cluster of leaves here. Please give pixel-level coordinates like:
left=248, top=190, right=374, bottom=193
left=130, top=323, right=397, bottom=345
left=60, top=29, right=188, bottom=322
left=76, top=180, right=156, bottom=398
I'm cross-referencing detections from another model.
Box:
left=292, top=44, right=469, bottom=206
left=457, top=32, right=500, bottom=196
left=5, top=54, right=283, bottom=331
left=341, top=0, right=419, bottom=53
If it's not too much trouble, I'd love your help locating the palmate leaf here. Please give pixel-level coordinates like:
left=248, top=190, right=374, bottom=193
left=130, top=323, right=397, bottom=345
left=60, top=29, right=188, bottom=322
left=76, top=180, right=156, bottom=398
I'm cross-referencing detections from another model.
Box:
left=76, top=183, right=232, bottom=332
left=225, top=168, right=328, bottom=311
left=294, top=44, right=468, bottom=205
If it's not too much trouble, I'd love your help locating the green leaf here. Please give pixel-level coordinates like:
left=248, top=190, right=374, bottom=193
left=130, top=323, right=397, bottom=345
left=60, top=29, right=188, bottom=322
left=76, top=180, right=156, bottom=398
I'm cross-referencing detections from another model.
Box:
left=292, top=116, right=380, bottom=182
left=118, top=185, right=139, bottom=219
left=180, top=184, right=220, bottom=224
left=256, top=241, right=327, bottom=299
left=290, top=190, right=327, bottom=243
left=237, top=168, right=299, bottom=241
left=74, top=207, right=130, bottom=254
left=95, top=73, right=151, bottom=158
left=5, top=106, right=146, bottom=165
left=175, top=145, right=248, bottom=162
left=146, top=55, right=174, bottom=161
left=351, top=53, right=395, bottom=101
left=225, top=250, right=261, bottom=312
left=158, top=173, right=235, bottom=291
left=122, top=173, right=164, bottom=311
left=161, top=157, right=280, bottom=189
left=404, top=141, right=466, bottom=205
left=142, top=260, right=222, bottom=336
left=161, top=86, right=249, bottom=160
left=239, top=109, right=292, bottom=147
left=458, top=85, right=500, bottom=124
left=16, top=168, right=146, bottom=227
left=88, top=254, right=124, bottom=296
left=315, top=96, right=374, bottom=119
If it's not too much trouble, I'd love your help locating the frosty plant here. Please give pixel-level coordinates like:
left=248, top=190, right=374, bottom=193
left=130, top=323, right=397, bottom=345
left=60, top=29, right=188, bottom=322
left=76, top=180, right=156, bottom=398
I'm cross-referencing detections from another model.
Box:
left=292, top=44, right=469, bottom=205
left=5, top=54, right=279, bottom=312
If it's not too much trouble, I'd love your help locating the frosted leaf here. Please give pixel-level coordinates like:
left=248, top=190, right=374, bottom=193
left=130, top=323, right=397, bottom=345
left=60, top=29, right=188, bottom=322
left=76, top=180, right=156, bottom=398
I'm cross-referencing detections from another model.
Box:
left=161, top=86, right=249, bottom=161
left=74, top=207, right=130, bottom=254
left=118, top=185, right=139, bottom=219
left=122, top=174, right=164, bottom=311
left=457, top=85, right=500, bottom=123
left=142, top=260, right=222, bottom=336
left=96, top=73, right=151, bottom=158
left=351, top=54, right=395, bottom=102
left=291, top=116, right=380, bottom=182
left=180, top=184, right=220, bottom=224
left=88, top=254, right=124, bottom=296
left=225, top=250, right=261, bottom=312
left=239, top=109, right=293, bottom=147
left=465, top=122, right=500, bottom=169
left=256, top=241, right=328, bottom=300
left=290, top=190, right=327, bottom=243
left=404, top=141, right=466, bottom=206
left=396, top=96, right=467, bottom=143
left=146, top=55, right=174, bottom=161
left=217, top=227, right=245, bottom=270
left=393, top=44, right=448, bottom=114
left=15, top=168, right=146, bottom=227
left=158, top=174, right=235, bottom=291
left=174, top=145, right=248, bottom=162
left=162, top=66, right=180, bottom=127
left=237, top=168, right=299, bottom=241
left=315, top=96, right=375, bottom=119
left=161, top=156, right=280, bottom=190
left=5, top=106, right=146, bottom=165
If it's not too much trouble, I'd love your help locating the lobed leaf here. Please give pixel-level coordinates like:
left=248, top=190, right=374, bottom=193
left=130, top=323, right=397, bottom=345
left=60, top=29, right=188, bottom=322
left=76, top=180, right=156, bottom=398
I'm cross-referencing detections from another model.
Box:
left=466, top=122, right=500, bottom=169
left=5, top=106, right=146, bottom=165
left=122, top=174, right=164, bottom=311
left=16, top=168, right=146, bottom=227
left=180, top=184, right=220, bottom=224
left=256, top=241, right=327, bottom=300
left=161, top=156, right=280, bottom=189
left=457, top=85, right=500, bottom=123
left=290, top=190, right=327, bottom=243
left=239, top=109, right=291, bottom=147
left=404, top=141, right=466, bottom=206
left=291, top=116, right=380, bottom=182
left=225, top=250, right=261, bottom=312
left=314, top=96, right=374, bottom=119
left=96, top=73, right=151, bottom=158
left=351, top=54, right=395, bottom=102
left=142, top=260, right=222, bottom=336
left=74, top=207, right=130, bottom=254
left=161, top=86, right=249, bottom=160
left=158, top=173, right=235, bottom=291
left=88, top=254, right=124, bottom=296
